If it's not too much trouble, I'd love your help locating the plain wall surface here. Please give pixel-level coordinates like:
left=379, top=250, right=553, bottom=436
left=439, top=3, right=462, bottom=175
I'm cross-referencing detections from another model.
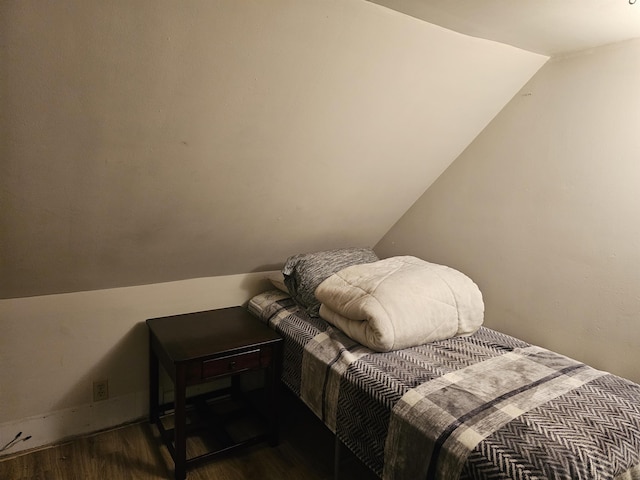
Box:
left=0, top=0, right=545, bottom=298
left=376, top=39, right=640, bottom=384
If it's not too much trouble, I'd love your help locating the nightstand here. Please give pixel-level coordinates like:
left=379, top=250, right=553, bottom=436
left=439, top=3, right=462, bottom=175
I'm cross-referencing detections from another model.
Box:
left=147, top=306, right=283, bottom=480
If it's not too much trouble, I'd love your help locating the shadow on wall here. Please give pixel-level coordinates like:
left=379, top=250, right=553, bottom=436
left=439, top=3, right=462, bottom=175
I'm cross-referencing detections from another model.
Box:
left=240, top=264, right=284, bottom=303
left=50, top=321, right=150, bottom=439
left=46, top=270, right=279, bottom=443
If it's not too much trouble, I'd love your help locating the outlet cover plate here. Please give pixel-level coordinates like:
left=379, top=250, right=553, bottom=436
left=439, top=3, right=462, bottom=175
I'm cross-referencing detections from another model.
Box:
left=93, top=380, right=109, bottom=402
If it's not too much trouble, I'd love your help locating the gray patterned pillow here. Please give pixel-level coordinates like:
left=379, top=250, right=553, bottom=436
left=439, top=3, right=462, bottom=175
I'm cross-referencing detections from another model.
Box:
left=282, top=247, right=379, bottom=317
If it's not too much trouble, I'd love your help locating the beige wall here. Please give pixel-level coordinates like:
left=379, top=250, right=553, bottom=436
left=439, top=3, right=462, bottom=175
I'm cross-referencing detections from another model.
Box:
left=0, top=0, right=545, bottom=299
left=377, top=39, right=640, bottom=384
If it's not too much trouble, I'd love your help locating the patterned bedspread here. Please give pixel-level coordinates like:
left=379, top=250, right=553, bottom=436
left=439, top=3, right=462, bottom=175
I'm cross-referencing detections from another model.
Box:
left=248, top=290, right=640, bottom=480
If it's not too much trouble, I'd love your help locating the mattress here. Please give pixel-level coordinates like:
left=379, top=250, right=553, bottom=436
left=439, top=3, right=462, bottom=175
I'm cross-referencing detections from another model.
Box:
left=248, top=290, right=640, bottom=480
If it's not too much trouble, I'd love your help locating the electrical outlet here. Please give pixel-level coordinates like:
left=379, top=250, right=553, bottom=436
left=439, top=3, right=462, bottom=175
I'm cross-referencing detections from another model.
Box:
left=93, top=380, right=109, bottom=402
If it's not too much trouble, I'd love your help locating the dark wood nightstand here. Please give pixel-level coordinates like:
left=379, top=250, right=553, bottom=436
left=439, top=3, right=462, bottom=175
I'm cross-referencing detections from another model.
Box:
left=147, top=306, right=283, bottom=480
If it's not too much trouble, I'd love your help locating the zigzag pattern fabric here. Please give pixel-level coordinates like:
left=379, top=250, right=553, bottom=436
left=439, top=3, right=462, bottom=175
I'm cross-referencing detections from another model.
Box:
left=248, top=291, right=640, bottom=480
left=461, top=375, right=640, bottom=480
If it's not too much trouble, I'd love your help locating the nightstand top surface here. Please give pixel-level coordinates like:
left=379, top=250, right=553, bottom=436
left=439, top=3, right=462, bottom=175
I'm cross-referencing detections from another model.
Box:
left=147, top=306, right=281, bottom=362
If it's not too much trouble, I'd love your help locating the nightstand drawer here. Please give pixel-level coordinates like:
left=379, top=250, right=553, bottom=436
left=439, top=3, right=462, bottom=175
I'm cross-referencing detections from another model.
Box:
left=202, top=349, right=262, bottom=379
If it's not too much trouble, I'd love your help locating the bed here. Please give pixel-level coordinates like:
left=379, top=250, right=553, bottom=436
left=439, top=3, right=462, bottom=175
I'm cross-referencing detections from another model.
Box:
left=246, top=250, right=640, bottom=480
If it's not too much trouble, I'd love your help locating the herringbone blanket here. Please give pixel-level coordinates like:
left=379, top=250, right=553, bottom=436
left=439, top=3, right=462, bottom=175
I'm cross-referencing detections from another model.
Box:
left=248, top=290, right=640, bottom=480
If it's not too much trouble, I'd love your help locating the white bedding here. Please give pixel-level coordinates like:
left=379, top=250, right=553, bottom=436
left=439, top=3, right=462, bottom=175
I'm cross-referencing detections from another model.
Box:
left=315, top=256, right=484, bottom=352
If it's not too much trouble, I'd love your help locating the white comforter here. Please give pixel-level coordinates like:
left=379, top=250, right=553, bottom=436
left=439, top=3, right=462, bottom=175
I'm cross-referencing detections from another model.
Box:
left=315, top=256, right=484, bottom=352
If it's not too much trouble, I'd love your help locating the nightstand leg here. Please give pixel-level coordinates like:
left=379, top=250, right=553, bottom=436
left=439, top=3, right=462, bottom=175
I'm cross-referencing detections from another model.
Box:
left=174, top=365, right=187, bottom=480
left=149, top=338, right=159, bottom=424
left=268, top=344, right=282, bottom=446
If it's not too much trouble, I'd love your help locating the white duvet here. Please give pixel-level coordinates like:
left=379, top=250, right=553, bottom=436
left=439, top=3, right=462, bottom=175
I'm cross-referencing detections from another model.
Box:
left=315, top=256, right=484, bottom=352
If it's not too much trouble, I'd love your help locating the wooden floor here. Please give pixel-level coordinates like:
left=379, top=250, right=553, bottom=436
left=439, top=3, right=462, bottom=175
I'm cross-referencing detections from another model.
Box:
left=0, top=390, right=379, bottom=480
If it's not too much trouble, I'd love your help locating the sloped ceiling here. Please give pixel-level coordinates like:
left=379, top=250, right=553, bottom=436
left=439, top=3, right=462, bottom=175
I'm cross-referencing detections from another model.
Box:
left=368, top=0, right=640, bottom=55
left=0, top=0, right=546, bottom=298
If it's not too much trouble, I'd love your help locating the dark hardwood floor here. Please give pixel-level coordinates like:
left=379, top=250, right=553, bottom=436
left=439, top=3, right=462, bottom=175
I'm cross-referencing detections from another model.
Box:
left=0, top=389, right=379, bottom=480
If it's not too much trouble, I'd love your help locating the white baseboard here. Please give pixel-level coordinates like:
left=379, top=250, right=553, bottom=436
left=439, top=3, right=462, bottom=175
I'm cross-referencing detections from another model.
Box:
left=0, top=381, right=255, bottom=458
left=0, top=391, right=147, bottom=458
